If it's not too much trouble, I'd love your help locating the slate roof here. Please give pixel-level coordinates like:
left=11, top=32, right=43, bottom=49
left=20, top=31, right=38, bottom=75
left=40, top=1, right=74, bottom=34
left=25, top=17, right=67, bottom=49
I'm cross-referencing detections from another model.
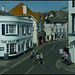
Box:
left=0, top=10, right=13, bottom=16
left=48, top=17, right=67, bottom=23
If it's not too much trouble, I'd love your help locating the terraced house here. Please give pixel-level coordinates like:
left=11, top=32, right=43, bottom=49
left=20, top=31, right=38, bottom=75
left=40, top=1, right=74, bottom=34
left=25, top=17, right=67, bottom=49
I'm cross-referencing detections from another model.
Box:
left=8, top=3, right=45, bottom=46
left=44, top=12, right=68, bottom=42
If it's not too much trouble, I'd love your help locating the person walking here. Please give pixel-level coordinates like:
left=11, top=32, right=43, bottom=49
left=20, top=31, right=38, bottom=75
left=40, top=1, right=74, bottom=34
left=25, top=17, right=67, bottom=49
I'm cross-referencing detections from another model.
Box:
left=59, top=47, right=63, bottom=58
left=67, top=53, right=73, bottom=68
left=40, top=51, right=45, bottom=64
left=36, top=53, right=40, bottom=64
left=31, top=50, right=34, bottom=63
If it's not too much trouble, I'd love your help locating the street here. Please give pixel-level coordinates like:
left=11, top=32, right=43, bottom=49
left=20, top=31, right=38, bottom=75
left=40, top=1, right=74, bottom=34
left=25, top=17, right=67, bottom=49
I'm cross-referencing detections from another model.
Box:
left=1, top=39, right=75, bottom=74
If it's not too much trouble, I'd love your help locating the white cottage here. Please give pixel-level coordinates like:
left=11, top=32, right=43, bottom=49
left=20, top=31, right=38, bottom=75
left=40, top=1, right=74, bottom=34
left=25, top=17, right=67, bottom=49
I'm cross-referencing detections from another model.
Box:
left=0, top=16, right=33, bottom=58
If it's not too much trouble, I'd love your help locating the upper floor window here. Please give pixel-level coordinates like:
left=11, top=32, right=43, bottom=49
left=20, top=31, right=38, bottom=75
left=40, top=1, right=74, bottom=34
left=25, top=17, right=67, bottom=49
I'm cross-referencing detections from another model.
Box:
left=72, top=15, right=75, bottom=33
left=27, top=25, right=31, bottom=34
left=51, top=28, right=54, bottom=32
left=22, top=25, right=26, bottom=35
left=6, top=24, right=18, bottom=35
left=73, top=0, right=75, bottom=7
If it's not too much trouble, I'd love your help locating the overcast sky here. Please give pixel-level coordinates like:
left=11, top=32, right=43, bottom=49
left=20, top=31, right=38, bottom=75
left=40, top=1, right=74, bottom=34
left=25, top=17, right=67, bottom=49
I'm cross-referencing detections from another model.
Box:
left=0, top=1, right=68, bottom=12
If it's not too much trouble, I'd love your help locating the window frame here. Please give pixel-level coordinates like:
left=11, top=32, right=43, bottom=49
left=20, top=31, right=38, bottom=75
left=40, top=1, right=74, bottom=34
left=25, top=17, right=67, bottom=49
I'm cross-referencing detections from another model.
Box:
left=72, top=0, right=75, bottom=7
left=22, top=25, right=26, bottom=35
left=5, top=24, right=18, bottom=35
left=7, top=43, right=16, bottom=54
left=72, top=15, right=75, bottom=34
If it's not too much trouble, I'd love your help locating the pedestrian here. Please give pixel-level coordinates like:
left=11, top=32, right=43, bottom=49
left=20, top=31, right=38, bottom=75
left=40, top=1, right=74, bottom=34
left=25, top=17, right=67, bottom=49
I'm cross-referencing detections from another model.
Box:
left=59, top=47, right=63, bottom=58
left=62, top=50, right=65, bottom=62
left=31, top=50, right=34, bottom=63
left=67, top=53, right=73, bottom=67
left=40, top=51, right=45, bottom=64
left=36, top=53, right=40, bottom=64
left=64, top=52, right=68, bottom=63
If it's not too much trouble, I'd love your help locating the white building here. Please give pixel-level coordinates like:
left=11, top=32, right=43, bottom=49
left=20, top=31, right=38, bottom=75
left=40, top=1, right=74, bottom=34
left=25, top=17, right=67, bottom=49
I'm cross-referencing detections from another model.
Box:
left=44, top=22, right=51, bottom=41
left=68, top=0, right=75, bottom=62
left=0, top=16, right=33, bottom=58
left=17, top=15, right=38, bottom=46
left=44, top=17, right=68, bottom=41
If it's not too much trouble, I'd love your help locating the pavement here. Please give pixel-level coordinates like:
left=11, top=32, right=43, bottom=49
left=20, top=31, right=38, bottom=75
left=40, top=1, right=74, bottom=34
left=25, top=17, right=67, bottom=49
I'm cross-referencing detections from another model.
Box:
left=56, top=57, right=75, bottom=73
left=0, top=41, right=50, bottom=74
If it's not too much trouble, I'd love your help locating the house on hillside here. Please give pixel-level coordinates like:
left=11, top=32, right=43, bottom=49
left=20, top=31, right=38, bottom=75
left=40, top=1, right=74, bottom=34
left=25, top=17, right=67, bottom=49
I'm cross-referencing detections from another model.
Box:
left=8, top=3, right=45, bottom=46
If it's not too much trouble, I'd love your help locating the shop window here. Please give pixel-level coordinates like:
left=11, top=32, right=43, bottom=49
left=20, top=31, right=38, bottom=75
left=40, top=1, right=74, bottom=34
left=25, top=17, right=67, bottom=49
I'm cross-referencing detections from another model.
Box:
left=7, top=43, right=16, bottom=54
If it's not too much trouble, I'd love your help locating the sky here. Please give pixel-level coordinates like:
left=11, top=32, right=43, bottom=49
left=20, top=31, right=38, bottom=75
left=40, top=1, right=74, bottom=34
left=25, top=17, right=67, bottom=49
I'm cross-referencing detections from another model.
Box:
left=0, top=1, right=68, bottom=12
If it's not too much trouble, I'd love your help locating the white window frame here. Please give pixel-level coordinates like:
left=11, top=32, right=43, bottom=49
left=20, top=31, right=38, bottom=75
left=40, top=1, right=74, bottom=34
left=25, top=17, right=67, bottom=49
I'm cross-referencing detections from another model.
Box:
left=22, top=25, right=26, bottom=35
left=27, top=24, right=31, bottom=34
left=5, top=24, right=18, bottom=35
left=7, top=43, right=16, bottom=54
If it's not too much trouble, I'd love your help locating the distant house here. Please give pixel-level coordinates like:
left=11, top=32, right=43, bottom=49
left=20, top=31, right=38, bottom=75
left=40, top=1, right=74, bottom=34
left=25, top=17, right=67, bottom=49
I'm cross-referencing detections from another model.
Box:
left=44, top=17, right=68, bottom=41
left=8, top=3, right=45, bottom=46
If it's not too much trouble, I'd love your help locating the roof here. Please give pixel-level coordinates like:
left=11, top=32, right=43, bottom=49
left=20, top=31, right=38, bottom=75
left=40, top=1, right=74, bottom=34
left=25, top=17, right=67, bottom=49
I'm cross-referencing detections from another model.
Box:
left=0, top=10, right=13, bottom=16
left=8, top=3, right=40, bottom=21
left=48, top=17, right=67, bottom=23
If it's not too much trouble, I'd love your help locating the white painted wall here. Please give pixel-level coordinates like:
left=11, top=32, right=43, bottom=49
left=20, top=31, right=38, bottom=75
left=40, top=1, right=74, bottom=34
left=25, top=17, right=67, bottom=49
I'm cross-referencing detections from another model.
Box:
left=0, top=16, right=33, bottom=57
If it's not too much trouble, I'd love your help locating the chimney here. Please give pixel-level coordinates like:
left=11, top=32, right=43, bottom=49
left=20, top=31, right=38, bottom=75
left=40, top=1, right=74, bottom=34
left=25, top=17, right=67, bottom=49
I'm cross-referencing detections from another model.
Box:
left=2, top=5, right=5, bottom=11
left=23, top=4, right=27, bottom=14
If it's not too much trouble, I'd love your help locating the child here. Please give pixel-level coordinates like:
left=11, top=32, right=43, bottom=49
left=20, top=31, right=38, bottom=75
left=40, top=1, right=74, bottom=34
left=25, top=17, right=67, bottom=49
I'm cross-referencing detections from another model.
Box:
left=40, top=51, right=45, bottom=64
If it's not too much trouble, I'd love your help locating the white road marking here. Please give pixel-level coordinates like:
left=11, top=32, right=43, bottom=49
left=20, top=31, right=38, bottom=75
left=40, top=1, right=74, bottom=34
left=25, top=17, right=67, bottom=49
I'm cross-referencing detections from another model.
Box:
left=45, top=52, right=49, bottom=56
left=50, top=46, right=55, bottom=51
left=25, top=66, right=34, bottom=74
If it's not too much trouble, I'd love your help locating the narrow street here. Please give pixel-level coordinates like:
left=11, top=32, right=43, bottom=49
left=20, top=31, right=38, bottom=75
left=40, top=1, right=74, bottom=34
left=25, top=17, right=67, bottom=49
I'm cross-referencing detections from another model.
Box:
left=2, top=39, right=74, bottom=74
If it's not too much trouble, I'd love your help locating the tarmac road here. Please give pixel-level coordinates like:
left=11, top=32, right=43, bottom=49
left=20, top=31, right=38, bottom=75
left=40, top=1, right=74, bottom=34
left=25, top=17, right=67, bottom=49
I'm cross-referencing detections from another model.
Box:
left=2, top=39, right=75, bottom=74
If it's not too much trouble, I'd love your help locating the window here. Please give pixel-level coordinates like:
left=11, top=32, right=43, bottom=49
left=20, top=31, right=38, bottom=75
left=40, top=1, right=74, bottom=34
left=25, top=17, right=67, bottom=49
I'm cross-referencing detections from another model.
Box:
left=31, top=40, right=33, bottom=47
left=6, top=24, right=17, bottom=35
left=18, top=44, right=20, bottom=52
left=2, top=24, right=5, bottom=35
left=73, top=0, right=75, bottom=7
left=60, top=28, right=61, bottom=32
left=72, top=15, right=75, bottom=33
left=7, top=43, right=16, bottom=54
left=27, top=25, right=31, bottom=34
left=51, top=28, right=54, bottom=32
left=63, top=28, right=65, bottom=32
left=22, top=25, right=26, bottom=35
left=56, top=28, right=58, bottom=32
left=26, top=40, right=29, bottom=49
